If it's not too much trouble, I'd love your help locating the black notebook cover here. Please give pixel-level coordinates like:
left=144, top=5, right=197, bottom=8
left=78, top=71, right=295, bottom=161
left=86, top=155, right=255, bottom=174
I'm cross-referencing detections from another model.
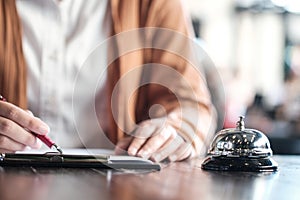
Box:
left=0, top=151, right=161, bottom=171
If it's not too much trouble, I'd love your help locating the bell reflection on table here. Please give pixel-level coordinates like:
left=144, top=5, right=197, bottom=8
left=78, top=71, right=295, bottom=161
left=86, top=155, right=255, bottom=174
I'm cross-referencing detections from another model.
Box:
left=202, top=116, right=278, bottom=172
left=204, top=169, right=279, bottom=200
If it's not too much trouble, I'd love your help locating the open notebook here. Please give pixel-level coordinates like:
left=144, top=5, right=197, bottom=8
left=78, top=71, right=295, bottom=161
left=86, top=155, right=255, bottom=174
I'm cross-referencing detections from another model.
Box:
left=0, top=149, right=160, bottom=171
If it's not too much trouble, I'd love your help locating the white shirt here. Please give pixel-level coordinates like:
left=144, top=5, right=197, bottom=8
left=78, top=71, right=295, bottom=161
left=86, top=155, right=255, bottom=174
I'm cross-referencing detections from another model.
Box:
left=16, top=0, right=114, bottom=149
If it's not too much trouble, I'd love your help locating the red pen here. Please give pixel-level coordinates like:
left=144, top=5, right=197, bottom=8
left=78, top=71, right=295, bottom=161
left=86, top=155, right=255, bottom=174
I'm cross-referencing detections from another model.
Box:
left=0, top=95, right=63, bottom=154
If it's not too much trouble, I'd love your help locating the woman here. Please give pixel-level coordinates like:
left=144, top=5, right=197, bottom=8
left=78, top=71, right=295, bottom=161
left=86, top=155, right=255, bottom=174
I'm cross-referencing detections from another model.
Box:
left=0, top=0, right=216, bottom=162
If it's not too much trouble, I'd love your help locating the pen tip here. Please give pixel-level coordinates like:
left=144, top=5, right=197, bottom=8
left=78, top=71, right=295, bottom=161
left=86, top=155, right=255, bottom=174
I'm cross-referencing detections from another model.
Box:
left=53, top=144, right=63, bottom=154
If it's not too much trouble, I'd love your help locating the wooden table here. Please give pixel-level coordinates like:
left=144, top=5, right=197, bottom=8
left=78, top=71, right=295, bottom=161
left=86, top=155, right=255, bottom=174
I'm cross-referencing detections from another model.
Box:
left=0, top=155, right=299, bottom=200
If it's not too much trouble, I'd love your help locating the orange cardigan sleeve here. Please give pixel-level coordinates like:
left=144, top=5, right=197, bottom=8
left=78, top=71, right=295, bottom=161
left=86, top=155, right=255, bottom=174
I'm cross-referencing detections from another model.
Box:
left=135, top=0, right=217, bottom=155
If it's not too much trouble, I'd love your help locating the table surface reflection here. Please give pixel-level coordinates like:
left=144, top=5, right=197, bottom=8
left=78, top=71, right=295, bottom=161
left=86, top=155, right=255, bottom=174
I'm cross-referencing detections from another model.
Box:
left=0, top=155, right=299, bottom=200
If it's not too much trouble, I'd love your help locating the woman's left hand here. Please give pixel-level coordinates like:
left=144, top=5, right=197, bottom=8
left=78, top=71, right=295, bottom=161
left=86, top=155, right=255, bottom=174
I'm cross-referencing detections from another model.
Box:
left=115, top=118, right=195, bottom=162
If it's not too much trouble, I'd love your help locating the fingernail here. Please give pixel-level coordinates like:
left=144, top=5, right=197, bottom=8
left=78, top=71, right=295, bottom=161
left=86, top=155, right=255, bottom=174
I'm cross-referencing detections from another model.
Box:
left=33, top=139, right=43, bottom=149
left=39, top=124, right=50, bottom=134
left=140, top=150, right=150, bottom=159
left=26, top=110, right=34, bottom=116
left=129, top=147, right=138, bottom=156
left=152, top=154, right=162, bottom=162
left=24, top=146, right=32, bottom=151
left=169, top=155, right=177, bottom=162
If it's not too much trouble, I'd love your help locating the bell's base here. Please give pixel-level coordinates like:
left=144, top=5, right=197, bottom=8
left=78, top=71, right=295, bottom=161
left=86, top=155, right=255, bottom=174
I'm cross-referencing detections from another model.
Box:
left=201, top=156, right=278, bottom=172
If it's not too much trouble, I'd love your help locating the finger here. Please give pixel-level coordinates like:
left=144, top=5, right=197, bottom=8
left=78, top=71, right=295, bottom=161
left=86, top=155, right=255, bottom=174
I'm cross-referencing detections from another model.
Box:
left=0, top=101, right=49, bottom=135
left=168, top=142, right=193, bottom=162
left=26, top=110, right=34, bottom=116
left=0, top=148, right=15, bottom=153
left=151, top=133, right=184, bottom=162
left=127, top=137, right=147, bottom=156
left=132, top=120, right=158, bottom=138
left=115, top=136, right=133, bottom=155
left=137, top=125, right=176, bottom=159
left=127, top=122, right=159, bottom=156
left=0, top=117, right=42, bottom=148
left=0, top=135, right=27, bottom=152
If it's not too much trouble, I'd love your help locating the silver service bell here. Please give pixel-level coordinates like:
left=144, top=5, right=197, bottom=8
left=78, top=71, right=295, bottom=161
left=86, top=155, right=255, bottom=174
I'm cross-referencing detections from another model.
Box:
left=201, top=116, right=278, bottom=172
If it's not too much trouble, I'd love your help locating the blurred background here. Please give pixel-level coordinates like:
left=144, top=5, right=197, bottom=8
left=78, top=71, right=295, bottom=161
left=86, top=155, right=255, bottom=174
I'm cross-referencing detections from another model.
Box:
left=185, top=0, right=300, bottom=154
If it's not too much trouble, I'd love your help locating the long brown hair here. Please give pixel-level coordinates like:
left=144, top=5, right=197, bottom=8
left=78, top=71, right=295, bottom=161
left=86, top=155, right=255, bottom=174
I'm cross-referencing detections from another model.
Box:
left=0, top=0, right=27, bottom=108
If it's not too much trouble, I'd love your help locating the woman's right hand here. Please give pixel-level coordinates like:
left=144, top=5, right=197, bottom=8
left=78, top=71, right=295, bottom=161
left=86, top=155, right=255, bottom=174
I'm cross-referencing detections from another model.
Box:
left=0, top=101, right=50, bottom=153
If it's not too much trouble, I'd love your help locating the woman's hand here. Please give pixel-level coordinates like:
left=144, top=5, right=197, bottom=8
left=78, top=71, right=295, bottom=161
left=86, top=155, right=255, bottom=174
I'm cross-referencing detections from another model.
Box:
left=115, top=118, right=195, bottom=162
left=0, top=101, right=49, bottom=152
